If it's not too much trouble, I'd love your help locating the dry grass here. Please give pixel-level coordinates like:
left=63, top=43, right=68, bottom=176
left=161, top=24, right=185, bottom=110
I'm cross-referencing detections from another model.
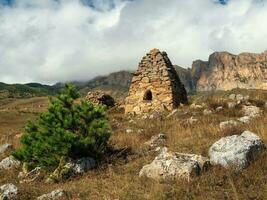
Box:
left=0, top=91, right=266, bottom=199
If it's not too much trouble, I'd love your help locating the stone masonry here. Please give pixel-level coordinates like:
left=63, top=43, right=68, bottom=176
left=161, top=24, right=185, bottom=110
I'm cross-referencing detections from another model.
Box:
left=125, top=48, right=188, bottom=114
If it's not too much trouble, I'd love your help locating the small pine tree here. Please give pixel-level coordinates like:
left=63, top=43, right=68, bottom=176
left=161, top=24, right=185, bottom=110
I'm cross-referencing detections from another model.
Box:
left=13, top=84, right=111, bottom=170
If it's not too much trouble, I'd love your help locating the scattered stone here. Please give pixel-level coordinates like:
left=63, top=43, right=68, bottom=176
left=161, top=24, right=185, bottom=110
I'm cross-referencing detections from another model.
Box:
left=166, top=109, right=178, bottom=118
left=209, top=131, right=266, bottom=171
left=126, top=129, right=133, bottom=134
left=203, top=109, right=212, bottom=115
left=0, top=184, right=18, bottom=200
left=215, top=106, right=223, bottom=112
left=0, top=156, right=20, bottom=170
left=144, top=133, right=166, bottom=148
left=129, top=119, right=135, bottom=124
left=139, top=147, right=209, bottom=181
left=86, top=91, right=115, bottom=107
left=187, top=116, right=198, bottom=125
left=242, top=105, right=261, bottom=117
left=219, top=120, right=239, bottom=130
left=0, top=144, right=13, bottom=155
left=190, top=103, right=203, bottom=109
left=137, top=129, right=144, bottom=134
left=46, top=157, right=96, bottom=183
left=18, top=167, right=42, bottom=183
left=37, top=189, right=68, bottom=200
left=227, top=102, right=237, bottom=109
left=238, top=116, right=252, bottom=124
left=228, top=94, right=249, bottom=102
left=70, top=157, right=96, bottom=174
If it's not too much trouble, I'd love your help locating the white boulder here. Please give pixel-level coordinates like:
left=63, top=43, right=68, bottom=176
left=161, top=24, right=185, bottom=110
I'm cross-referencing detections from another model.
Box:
left=139, top=147, right=209, bottom=181
left=37, top=189, right=67, bottom=200
left=242, top=105, right=261, bottom=117
left=209, top=131, right=266, bottom=171
left=238, top=116, right=252, bottom=124
left=0, top=156, right=20, bottom=170
left=0, top=184, right=18, bottom=200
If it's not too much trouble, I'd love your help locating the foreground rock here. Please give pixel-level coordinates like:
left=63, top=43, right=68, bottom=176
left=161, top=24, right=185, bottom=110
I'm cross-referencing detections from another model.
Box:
left=86, top=91, right=115, bottom=107
left=37, top=189, right=68, bottom=200
left=0, top=184, right=18, bottom=200
left=47, top=157, right=96, bottom=183
left=209, top=131, right=266, bottom=171
left=139, top=147, right=209, bottom=181
left=144, top=133, right=166, bottom=148
left=0, top=156, right=20, bottom=170
left=0, top=144, right=13, bottom=155
left=238, top=116, right=252, bottom=124
left=242, top=105, right=261, bottom=117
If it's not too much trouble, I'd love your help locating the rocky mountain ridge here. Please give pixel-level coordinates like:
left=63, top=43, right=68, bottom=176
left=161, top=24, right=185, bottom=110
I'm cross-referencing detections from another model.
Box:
left=1, top=51, right=266, bottom=99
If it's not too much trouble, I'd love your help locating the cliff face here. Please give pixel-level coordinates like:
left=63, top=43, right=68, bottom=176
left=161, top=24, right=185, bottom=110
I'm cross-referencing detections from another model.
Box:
left=192, top=51, right=267, bottom=91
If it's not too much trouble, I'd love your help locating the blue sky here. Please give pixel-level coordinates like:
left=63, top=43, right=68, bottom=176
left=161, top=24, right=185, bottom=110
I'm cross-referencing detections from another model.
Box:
left=0, top=0, right=266, bottom=84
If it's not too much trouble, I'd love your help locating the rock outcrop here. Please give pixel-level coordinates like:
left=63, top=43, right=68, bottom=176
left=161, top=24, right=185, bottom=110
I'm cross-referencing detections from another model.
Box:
left=86, top=91, right=115, bottom=107
left=0, top=156, right=20, bottom=170
left=37, top=189, right=68, bottom=200
left=192, top=51, right=267, bottom=91
left=0, top=184, right=18, bottom=200
left=125, top=48, right=188, bottom=114
left=209, top=131, right=266, bottom=171
left=139, top=147, right=209, bottom=181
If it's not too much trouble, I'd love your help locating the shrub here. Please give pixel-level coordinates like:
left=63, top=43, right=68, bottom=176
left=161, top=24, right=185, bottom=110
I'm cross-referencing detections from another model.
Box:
left=13, top=84, right=111, bottom=169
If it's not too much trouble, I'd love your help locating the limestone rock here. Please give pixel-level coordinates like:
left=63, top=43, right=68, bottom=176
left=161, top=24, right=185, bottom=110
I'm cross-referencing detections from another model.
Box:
left=190, top=103, right=203, bottom=109
left=0, top=144, right=13, bottom=155
left=47, top=157, right=96, bottom=183
left=215, top=106, right=223, bottom=112
left=144, top=133, right=166, bottom=148
left=238, top=116, right=252, bottom=124
left=139, top=147, right=209, bottom=181
left=37, top=189, right=68, bottom=200
left=0, top=156, right=20, bottom=170
left=219, top=120, right=239, bottom=129
left=187, top=116, right=198, bottom=125
left=194, top=51, right=267, bottom=91
left=125, top=49, right=188, bottom=115
left=242, top=105, right=261, bottom=117
left=0, top=184, right=18, bottom=200
left=86, top=91, right=115, bottom=107
left=209, top=131, right=266, bottom=171
left=126, top=129, right=133, bottom=134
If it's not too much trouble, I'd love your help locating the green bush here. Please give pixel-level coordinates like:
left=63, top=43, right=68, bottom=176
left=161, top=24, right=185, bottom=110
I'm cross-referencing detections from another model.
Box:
left=13, top=84, right=111, bottom=169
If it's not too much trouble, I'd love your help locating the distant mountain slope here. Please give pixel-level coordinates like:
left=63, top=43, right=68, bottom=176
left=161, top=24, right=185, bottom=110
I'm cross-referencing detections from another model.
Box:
left=1, top=50, right=266, bottom=99
left=0, top=82, right=58, bottom=99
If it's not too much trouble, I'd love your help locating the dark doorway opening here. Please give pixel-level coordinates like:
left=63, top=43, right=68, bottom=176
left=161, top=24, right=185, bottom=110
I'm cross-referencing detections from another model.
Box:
left=143, top=90, right=152, bottom=101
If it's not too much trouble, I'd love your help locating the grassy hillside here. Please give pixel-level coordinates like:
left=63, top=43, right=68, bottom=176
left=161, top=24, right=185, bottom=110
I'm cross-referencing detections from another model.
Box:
left=0, top=71, right=133, bottom=100
left=0, top=89, right=266, bottom=199
left=0, top=82, right=59, bottom=99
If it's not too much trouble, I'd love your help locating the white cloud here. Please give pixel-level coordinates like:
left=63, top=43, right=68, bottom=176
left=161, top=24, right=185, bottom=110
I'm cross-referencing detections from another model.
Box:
left=0, top=0, right=266, bottom=84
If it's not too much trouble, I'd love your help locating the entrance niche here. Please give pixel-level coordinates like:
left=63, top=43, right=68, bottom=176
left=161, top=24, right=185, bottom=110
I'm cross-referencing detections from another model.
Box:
left=143, top=90, right=152, bottom=101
